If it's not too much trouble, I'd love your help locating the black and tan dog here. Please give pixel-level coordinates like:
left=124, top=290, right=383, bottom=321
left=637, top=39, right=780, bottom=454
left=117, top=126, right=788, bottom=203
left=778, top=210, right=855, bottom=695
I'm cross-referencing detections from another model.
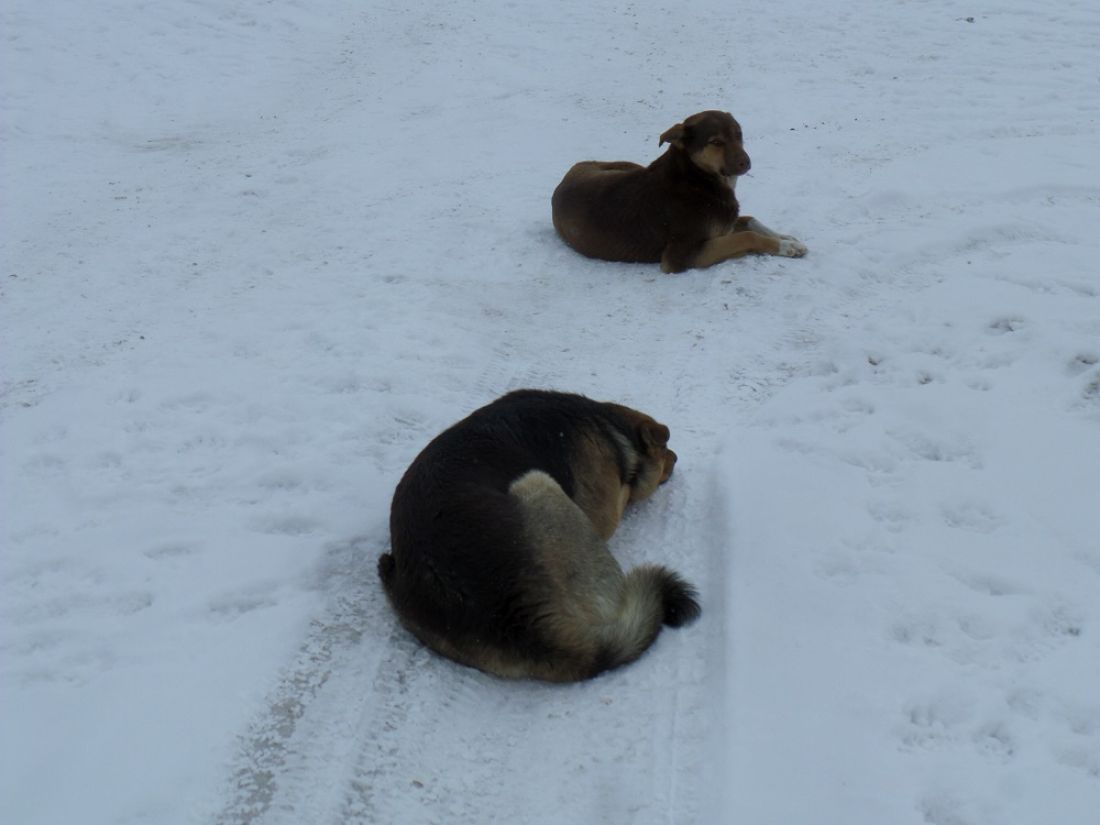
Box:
left=552, top=110, right=807, bottom=273
left=378, top=390, right=700, bottom=682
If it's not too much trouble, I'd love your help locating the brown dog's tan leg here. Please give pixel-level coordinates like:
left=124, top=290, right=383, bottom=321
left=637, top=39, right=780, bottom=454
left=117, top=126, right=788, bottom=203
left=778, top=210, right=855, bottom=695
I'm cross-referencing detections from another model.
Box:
left=662, top=231, right=803, bottom=272
left=735, top=216, right=807, bottom=258
left=734, top=215, right=800, bottom=242
left=691, top=232, right=783, bottom=267
left=662, top=220, right=807, bottom=272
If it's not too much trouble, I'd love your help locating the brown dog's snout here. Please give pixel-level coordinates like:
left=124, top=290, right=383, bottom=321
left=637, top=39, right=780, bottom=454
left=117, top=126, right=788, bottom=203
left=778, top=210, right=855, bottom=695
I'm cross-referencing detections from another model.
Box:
left=729, top=148, right=751, bottom=176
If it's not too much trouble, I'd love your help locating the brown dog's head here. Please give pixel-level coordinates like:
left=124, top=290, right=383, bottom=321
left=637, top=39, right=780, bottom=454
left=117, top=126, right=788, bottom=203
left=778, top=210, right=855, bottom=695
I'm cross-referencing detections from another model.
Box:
left=659, top=110, right=750, bottom=180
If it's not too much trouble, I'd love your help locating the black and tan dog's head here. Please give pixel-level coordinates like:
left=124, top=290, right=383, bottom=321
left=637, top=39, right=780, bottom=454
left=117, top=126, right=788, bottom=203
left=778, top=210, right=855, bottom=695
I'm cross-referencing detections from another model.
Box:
left=659, top=110, right=750, bottom=180
left=607, top=404, right=678, bottom=501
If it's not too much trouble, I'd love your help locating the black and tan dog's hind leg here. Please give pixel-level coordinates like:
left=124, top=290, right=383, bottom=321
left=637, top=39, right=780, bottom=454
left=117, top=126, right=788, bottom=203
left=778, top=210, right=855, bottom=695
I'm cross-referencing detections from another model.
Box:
left=508, top=469, right=700, bottom=682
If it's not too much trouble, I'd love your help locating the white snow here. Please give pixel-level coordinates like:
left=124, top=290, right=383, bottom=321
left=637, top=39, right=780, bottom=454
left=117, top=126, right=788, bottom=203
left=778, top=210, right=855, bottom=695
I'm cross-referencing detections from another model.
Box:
left=3, top=1, right=1099, bottom=823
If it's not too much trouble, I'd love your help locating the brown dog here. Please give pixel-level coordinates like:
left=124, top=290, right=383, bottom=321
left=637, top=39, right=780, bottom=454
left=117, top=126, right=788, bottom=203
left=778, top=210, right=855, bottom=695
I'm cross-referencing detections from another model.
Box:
left=552, top=110, right=807, bottom=272
left=379, top=390, right=700, bottom=682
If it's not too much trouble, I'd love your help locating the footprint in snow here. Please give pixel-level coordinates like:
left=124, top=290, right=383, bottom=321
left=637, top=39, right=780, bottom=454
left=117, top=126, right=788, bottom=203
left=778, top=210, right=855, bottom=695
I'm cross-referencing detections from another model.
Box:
left=254, top=514, right=322, bottom=536
left=1066, top=352, right=1098, bottom=375
left=971, top=721, right=1016, bottom=762
left=143, top=541, right=200, bottom=560
left=951, top=569, right=1025, bottom=598
left=1056, top=745, right=1100, bottom=779
left=1033, top=601, right=1086, bottom=642
left=889, top=614, right=943, bottom=649
left=208, top=585, right=279, bottom=620
left=867, top=498, right=913, bottom=532
left=997, top=600, right=1086, bottom=664
left=22, top=452, right=67, bottom=476
left=1082, top=372, right=1100, bottom=404
left=940, top=499, right=1003, bottom=533
left=917, top=791, right=978, bottom=825
left=898, top=692, right=974, bottom=751
left=8, top=591, right=154, bottom=624
left=158, top=391, right=216, bottom=413
left=901, top=694, right=1023, bottom=771
left=988, top=316, right=1025, bottom=335
left=887, top=427, right=983, bottom=468
left=255, top=470, right=306, bottom=492
left=1006, top=690, right=1100, bottom=778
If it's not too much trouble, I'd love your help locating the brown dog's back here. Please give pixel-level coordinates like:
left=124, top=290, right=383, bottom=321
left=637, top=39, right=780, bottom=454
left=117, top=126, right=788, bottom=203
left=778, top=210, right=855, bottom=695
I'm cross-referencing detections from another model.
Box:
left=551, top=161, right=667, bottom=264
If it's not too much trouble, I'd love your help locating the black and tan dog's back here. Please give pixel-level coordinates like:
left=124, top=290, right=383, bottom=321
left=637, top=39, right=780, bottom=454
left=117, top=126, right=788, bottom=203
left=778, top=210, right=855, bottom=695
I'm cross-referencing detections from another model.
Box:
left=552, top=110, right=806, bottom=272
left=379, top=390, right=699, bottom=682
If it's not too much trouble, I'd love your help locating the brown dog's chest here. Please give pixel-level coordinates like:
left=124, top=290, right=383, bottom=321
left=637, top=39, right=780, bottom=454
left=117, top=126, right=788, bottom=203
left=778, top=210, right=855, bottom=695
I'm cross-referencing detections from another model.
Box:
left=707, top=205, right=739, bottom=238
left=674, top=189, right=739, bottom=241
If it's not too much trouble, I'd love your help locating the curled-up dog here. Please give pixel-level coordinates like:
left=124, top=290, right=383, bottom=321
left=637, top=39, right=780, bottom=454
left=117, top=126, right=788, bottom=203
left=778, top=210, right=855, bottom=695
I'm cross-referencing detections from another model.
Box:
left=378, top=389, right=700, bottom=682
left=552, top=109, right=807, bottom=273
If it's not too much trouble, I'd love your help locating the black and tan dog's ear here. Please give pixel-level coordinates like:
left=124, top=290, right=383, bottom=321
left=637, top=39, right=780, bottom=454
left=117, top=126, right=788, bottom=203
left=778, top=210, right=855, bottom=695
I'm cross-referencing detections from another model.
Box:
left=640, top=421, right=671, bottom=448
left=659, top=122, right=685, bottom=147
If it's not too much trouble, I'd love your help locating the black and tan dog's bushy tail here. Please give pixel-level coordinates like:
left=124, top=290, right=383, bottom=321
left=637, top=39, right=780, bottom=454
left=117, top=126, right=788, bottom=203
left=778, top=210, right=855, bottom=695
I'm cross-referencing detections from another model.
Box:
left=598, top=565, right=701, bottom=672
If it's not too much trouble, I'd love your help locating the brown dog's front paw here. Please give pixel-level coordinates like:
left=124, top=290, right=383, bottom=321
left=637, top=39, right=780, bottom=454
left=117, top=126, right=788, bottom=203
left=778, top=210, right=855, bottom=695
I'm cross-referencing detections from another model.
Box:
left=777, top=238, right=807, bottom=257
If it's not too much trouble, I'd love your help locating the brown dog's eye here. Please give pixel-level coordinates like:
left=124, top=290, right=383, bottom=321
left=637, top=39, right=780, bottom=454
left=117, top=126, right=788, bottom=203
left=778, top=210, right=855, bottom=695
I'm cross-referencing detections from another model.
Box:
left=708, top=138, right=725, bottom=147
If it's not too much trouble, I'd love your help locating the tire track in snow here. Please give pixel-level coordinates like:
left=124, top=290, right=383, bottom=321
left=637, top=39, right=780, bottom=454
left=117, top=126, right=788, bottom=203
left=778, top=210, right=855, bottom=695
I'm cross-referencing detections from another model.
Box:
left=214, top=534, right=389, bottom=825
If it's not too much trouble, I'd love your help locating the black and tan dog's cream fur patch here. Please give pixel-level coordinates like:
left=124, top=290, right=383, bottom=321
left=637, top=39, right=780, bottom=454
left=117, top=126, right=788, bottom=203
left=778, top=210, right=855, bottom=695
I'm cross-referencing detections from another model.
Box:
left=552, top=110, right=806, bottom=272
left=379, top=390, right=699, bottom=682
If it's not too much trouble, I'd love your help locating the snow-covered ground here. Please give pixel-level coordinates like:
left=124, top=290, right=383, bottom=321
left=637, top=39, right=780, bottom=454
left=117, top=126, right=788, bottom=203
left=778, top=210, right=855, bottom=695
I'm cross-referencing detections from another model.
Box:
left=3, top=1, right=1099, bottom=823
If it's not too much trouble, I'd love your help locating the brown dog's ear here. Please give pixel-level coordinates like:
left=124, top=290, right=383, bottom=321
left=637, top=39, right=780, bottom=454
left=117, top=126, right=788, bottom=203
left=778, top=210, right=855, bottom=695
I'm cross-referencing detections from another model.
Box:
left=640, top=421, right=671, bottom=448
left=659, top=122, right=685, bottom=147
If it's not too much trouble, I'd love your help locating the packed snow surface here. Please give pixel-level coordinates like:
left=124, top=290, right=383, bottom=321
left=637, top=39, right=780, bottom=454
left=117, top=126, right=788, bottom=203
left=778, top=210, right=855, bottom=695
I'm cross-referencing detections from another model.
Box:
left=2, top=1, right=1099, bottom=823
